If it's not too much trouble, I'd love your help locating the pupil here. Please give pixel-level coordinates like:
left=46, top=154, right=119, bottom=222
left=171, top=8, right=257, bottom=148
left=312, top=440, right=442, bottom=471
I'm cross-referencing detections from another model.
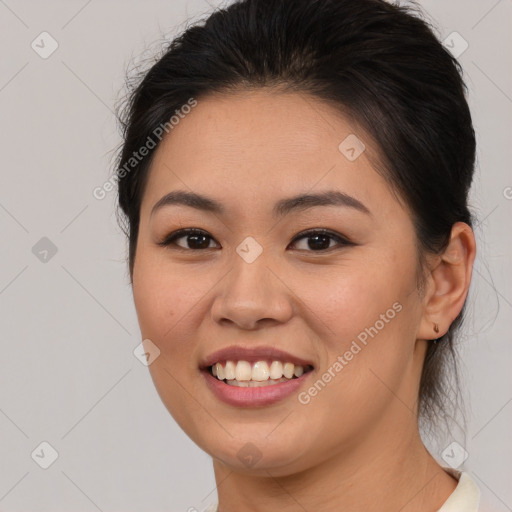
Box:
left=189, top=234, right=209, bottom=249
left=308, top=234, right=330, bottom=250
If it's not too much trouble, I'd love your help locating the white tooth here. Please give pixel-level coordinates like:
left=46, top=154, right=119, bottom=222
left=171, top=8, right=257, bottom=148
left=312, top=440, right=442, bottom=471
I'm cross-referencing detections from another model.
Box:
left=225, top=377, right=293, bottom=387
left=224, top=360, right=236, bottom=380
left=215, top=362, right=225, bottom=380
left=252, top=361, right=270, bottom=381
left=283, top=362, right=295, bottom=379
left=269, top=361, right=284, bottom=379
left=211, top=364, right=217, bottom=377
left=235, top=360, right=252, bottom=381
left=294, top=365, right=304, bottom=377
left=227, top=380, right=249, bottom=387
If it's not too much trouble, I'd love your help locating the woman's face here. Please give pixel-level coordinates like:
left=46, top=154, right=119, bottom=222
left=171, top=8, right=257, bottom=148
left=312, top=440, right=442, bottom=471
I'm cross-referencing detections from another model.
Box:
left=132, top=90, right=429, bottom=475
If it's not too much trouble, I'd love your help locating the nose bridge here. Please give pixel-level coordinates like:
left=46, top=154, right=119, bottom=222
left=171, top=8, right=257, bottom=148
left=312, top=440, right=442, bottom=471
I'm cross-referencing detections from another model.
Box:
left=210, top=239, right=292, bottom=328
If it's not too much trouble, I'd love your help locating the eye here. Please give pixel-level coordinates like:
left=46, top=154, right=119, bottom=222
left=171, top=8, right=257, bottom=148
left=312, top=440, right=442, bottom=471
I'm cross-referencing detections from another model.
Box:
left=157, top=228, right=354, bottom=252
left=288, top=229, right=354, bottom=252
left=157, top=228, right=219, bottom=251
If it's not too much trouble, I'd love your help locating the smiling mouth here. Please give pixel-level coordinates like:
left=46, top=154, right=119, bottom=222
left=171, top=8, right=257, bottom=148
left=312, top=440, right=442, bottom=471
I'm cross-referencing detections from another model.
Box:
left=207, top=360, right=314, bottom=387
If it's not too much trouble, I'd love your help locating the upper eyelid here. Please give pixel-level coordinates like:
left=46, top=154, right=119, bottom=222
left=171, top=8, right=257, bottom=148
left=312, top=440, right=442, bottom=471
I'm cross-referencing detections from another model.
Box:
left=291, top=228, right=352, bottom=242
left=158, top=228, right=218, bottom=247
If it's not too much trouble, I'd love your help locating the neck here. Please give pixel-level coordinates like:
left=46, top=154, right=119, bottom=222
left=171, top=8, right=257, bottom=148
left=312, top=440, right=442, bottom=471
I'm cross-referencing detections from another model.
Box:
left=212, top=414, right=457, bottom=512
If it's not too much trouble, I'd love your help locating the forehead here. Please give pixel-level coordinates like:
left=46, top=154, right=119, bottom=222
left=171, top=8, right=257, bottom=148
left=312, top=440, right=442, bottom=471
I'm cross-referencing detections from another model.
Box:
left=140, top=89, right=400, bottom=220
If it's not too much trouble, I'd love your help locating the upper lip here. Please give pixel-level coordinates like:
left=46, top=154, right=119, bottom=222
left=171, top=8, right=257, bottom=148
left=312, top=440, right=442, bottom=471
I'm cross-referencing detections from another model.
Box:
left=199, top=345, right=315, bottom=369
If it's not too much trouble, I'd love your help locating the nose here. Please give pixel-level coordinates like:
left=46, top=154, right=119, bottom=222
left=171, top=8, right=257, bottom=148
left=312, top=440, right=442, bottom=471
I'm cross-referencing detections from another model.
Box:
left=210, top=250, right=293, bottom=330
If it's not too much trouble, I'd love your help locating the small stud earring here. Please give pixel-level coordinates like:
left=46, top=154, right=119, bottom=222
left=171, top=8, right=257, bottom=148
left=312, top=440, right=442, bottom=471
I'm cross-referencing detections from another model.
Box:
left=433, top=323, right=439, bottom=334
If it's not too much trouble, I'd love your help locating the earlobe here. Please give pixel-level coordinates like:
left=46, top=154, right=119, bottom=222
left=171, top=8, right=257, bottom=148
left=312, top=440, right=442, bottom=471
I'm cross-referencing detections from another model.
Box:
left=418, top=222, right=477, bottom=341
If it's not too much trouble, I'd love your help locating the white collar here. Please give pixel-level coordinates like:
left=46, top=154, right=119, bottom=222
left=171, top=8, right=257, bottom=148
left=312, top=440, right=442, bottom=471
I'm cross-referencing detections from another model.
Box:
left=437, top=468, right=481, bottom=511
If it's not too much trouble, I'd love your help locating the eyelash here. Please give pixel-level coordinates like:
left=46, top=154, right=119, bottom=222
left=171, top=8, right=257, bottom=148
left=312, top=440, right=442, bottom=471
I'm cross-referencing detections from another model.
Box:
left=157, top=228, right=355, bottom=252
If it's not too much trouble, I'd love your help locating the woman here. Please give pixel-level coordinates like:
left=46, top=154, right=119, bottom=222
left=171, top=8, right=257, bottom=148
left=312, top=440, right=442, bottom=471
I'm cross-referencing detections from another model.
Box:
left=115, top=0, right=480, bottom=509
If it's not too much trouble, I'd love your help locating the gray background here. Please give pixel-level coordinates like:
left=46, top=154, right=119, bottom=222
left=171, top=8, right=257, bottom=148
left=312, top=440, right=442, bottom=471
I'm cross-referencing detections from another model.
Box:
left=0, top=0, right=510, bottom=510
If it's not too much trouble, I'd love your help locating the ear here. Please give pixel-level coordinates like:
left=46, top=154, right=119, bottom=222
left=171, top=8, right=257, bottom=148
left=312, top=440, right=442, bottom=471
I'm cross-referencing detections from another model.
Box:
left=418, top=222, right=477, bottom=340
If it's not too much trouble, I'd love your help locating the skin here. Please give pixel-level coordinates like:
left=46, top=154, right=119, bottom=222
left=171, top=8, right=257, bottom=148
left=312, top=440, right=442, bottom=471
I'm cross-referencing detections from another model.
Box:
left=131, top=89, right=476, bottom=512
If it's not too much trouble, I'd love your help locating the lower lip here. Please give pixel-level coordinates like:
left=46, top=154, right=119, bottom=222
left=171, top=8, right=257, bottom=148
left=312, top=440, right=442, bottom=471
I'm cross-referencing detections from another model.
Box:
left=201, top=368, right=312, bottom=407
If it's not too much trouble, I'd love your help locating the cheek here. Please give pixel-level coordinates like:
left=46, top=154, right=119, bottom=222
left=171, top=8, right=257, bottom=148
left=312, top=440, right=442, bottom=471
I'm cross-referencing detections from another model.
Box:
left=301, top=250, right=421, bottom=406
left=295, top=254, right=416, bottom=347
left=133, top=247, right=201, bottom=340
left=132, top=249, right=224, bottom=377
left=131, top=251, right=212, bottom=430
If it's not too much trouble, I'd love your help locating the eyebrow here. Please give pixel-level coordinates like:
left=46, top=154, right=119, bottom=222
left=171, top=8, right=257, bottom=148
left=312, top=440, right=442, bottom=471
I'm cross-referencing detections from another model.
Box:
left=150, top=189, right=371, bottom=218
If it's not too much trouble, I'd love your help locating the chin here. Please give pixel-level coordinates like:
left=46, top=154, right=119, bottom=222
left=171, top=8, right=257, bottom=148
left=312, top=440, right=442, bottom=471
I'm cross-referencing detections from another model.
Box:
left=203, top=430, right=309, bottom=473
